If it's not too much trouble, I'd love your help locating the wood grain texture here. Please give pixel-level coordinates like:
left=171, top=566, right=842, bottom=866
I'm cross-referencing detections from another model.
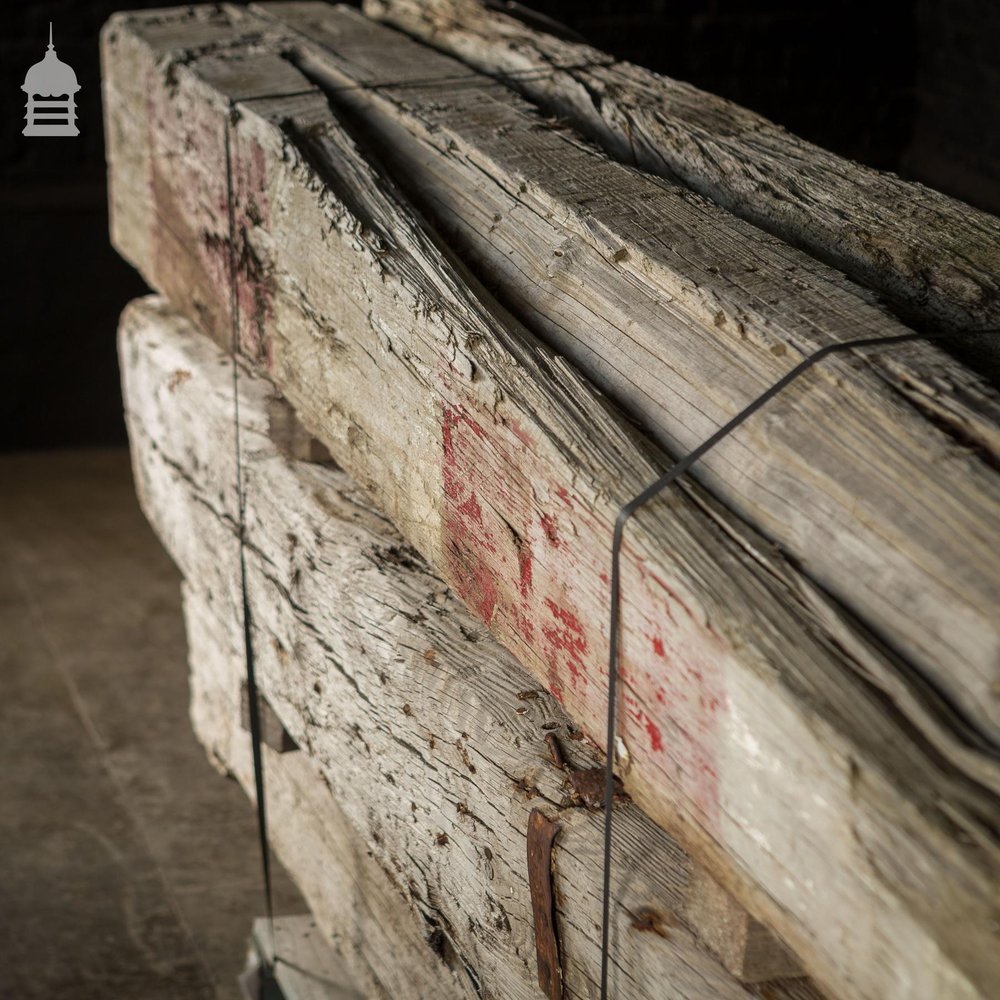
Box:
left=121, top=295, right=818, bottom=1000
left=251, top=1, right=1000, bottom=742
left=365, top=0, right=1000, bottom=338
left=185, top=586, right=478, bottom=1000
left=102, top=12, right=1000, bottom=998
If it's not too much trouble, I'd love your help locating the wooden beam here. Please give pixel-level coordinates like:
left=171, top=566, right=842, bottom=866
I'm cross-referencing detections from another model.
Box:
left=122, top=295, right=814, bottom=998
left=185, top=591, right=476, bottom=1000
left=365, top=0, right=1000, bottom=338
left=252, top=1, right=1000, bottom=743
left=104, top=13, right=1000, bottom=1000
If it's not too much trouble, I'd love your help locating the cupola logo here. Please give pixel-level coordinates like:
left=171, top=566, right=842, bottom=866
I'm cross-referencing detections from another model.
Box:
left=22, top=23, right=80, bottom=137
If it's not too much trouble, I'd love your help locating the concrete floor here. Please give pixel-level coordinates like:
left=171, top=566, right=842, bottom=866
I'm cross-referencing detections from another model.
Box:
left=0, top=448, right=305, bottom=1000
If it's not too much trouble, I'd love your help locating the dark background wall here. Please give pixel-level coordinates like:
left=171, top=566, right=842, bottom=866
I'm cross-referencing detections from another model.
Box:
left=3, top=0, right=997, bottom=452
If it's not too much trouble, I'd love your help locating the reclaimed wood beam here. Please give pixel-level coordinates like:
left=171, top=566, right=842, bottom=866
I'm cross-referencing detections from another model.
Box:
left=252, top=1, right=1000, bottom=743
left=366, top=0, right=1000, bottom=338
left=186, top=592, right=472, bottom=1000
left=122, top=295, right=812, bottom=998
left=103, top=12, right=1000, bottom=999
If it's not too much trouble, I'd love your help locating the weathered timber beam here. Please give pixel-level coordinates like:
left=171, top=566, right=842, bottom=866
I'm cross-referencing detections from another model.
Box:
left=104, top=13, right=1000, bottom=999
left=366, top=0, right=1000, bottom=339
left=185, top=590, right=475, bottom=1000
left=122, top=296, right=813, bottom=998
left=252, top=1, right=1000, bottom=742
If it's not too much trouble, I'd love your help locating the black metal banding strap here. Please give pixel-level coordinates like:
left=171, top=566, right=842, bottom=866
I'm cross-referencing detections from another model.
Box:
left=598, top=327, right=999, bottom=999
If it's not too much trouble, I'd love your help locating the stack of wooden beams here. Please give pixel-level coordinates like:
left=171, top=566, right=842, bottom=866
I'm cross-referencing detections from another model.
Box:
left=104, top=4, right=1000, bottom=999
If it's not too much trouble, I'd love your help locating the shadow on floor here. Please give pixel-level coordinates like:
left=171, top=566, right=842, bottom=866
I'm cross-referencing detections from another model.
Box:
left=0, top=448, right=305, bottom=1000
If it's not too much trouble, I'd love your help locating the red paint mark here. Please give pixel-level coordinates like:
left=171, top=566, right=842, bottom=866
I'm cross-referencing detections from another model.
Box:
left=518, top=545, right=533, bottom=597
left=544, top=599, right=585, bottom=637
left=555, top=487, right=573, bottom=508
left=509, top=419, right=533, bottom=448
left=511, top=605, right=535, bottom=646
left=436, top=380, right=729, bottom=834
left=618, top=560, right=729, bottom=827
left=644, top=715, right=664, bottom=752
left=541, top=598, right=589, bottom=689
left=442, top=407, right=459, bottom=470
left=251, top=140, right=267, bottom=194
left=540, top=512, right=560, bottom=548
left=441, top=405, right=502, bottom=624
left=230, top=137, right=274, bottom=363
left=462, top=412, right=489, bottom=441
left=459, top=492, right=483, bottom=526
left=471, top=567, right=498, bottom=623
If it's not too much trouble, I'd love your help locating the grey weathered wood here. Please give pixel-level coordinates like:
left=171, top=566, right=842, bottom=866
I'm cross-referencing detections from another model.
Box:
left=252, top=1, right=1000, bottom=742
left=366, top=0, right=1000, bottom=338
left=187, top=588, right=475, bottom=1000
left=122, top=296, right=816, bottom=999
left=104, top=14, right=1000, bottom=999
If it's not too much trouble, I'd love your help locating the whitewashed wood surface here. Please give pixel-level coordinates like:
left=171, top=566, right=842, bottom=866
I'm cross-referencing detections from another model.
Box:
left=123, top=296, right=815, bottom=999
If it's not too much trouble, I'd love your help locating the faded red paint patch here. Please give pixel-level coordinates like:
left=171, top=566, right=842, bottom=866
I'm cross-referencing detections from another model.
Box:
left=605, top=538, right=730, bottom=828
left=437, top=386, right=728, bottom=833
left=466, top=567, right=499, bottom=624
left=541, top=598, right=589, bottom=689
left=510, top=605, right=535, bottom=645
left=540, top=512, right=560, bottom=548
left=644, top=715, right=664, bottom=752
left=147, top=81, right=274, bottom=362
left=442, top=407, right=461, bottom=498
left=517, top=545, right=533, bottom=597
left=231, top=136, right=274, bottom=364
left=509, top=419, right=533, bottom=448
left=441, top=404, right=503, bottom=625
left=544, top=599, right=585, bottom=637
left=459, top=492, right=484, bottom=527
